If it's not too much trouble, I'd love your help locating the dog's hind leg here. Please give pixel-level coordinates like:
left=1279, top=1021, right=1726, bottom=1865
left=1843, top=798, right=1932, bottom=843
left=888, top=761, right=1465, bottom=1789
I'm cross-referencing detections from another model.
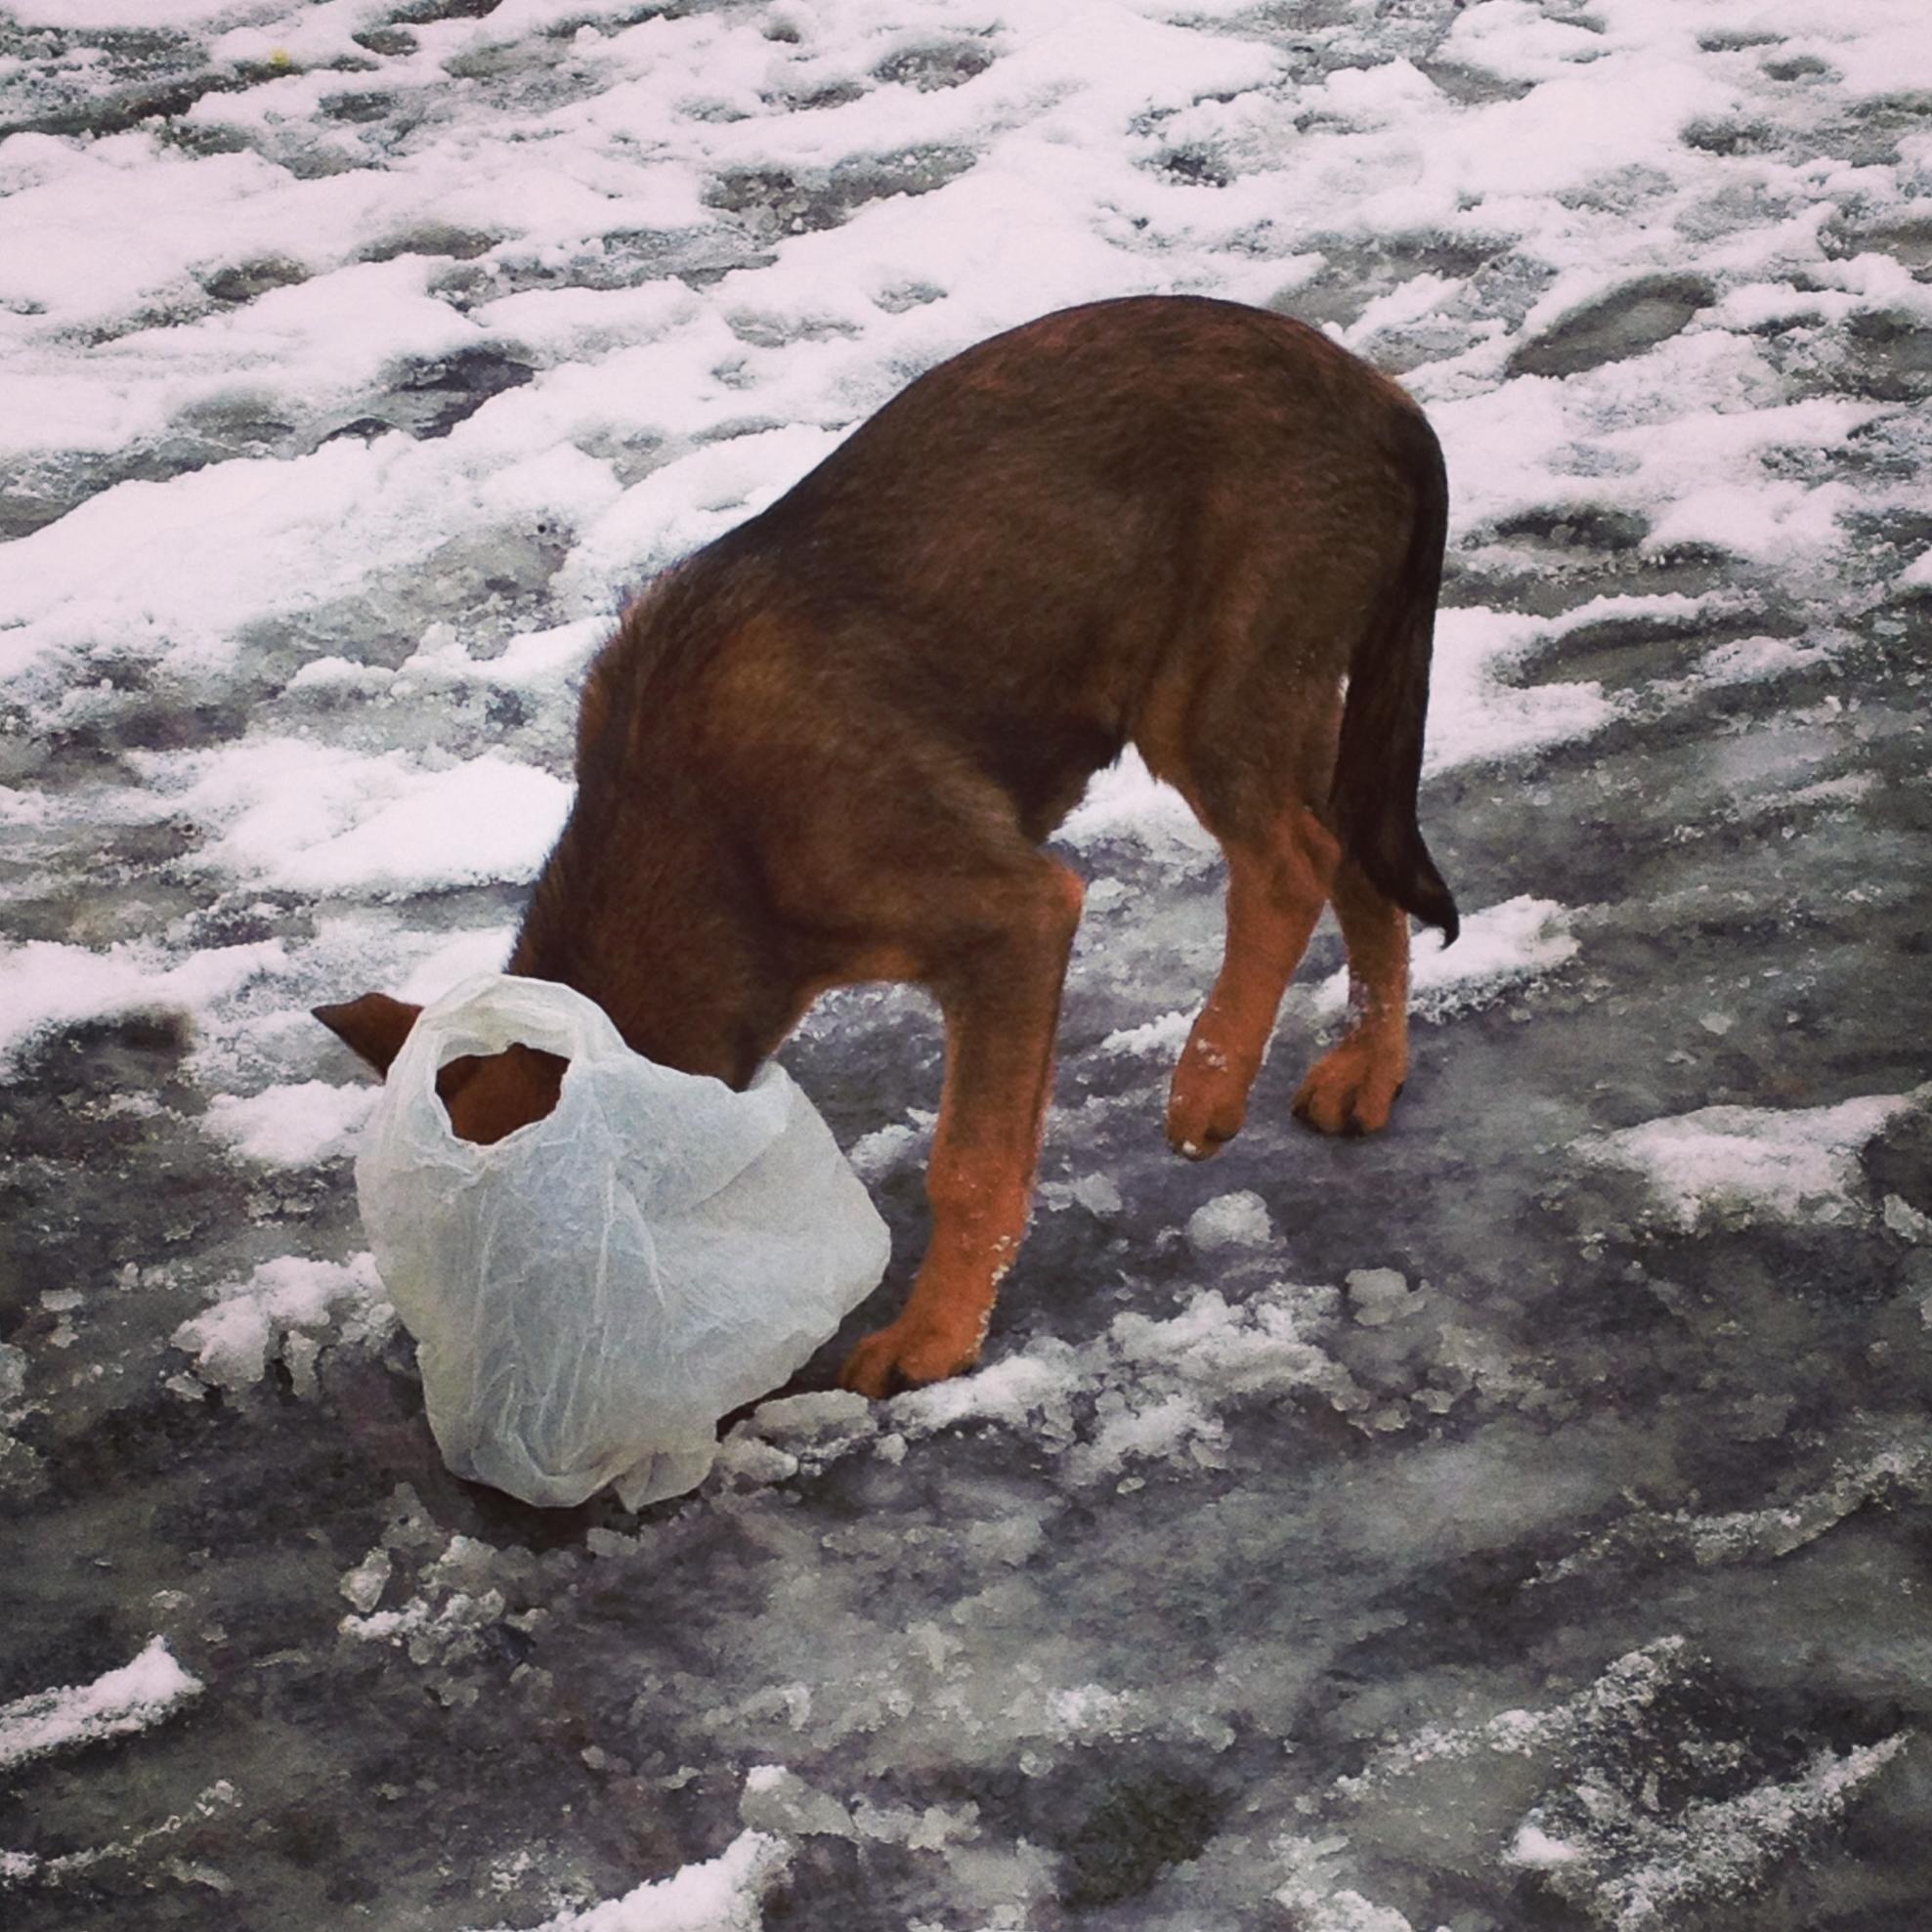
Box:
left=1292, top=855, right=1409, bottom=1137
left=838, top=850, right=1085, bottom=1397
left=1165, top=805, right=1339, bottom=1160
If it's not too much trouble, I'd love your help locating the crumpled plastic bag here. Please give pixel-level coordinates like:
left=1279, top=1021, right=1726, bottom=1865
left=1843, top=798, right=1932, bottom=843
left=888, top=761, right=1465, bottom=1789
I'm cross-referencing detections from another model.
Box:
left=354, top=973, right=889, bottom=1509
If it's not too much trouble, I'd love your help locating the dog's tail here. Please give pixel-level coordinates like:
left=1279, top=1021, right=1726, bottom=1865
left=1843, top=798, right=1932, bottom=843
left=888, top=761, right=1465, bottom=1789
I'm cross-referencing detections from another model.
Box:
left=1329, top=405, right=1459, bottom=945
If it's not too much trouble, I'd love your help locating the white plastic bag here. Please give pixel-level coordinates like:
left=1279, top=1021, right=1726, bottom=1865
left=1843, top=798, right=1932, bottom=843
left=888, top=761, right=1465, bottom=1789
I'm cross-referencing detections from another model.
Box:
left=354, top=973, right=889, bottom=1509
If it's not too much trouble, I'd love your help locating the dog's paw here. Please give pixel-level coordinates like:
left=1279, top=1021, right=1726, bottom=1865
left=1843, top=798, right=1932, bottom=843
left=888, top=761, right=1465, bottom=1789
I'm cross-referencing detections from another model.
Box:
left=1166, top=1034, right=1250, bottom=1160
left=1291, top=1040, right=1404, bottom=1138
left=838, top=1318, right=980, bottom=1398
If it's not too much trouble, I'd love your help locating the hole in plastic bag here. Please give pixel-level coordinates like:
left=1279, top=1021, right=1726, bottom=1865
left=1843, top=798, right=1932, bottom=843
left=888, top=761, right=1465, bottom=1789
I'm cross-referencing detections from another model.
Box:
left=434, top=1044, right=569, bottom=1146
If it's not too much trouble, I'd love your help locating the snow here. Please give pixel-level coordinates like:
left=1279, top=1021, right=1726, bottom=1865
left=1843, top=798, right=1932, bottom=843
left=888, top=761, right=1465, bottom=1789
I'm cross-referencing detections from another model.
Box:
left=719, top=1270, right=1392, bottom=1492
left=201, top=1079, right=375, bottom=1166
left=1577, top=1090, right=1925, bottom=1231
left=1185, top=1190, right=1275, bottom=1253
left=1426, top=606, right=1626, bottom=774
left=0, top=936, right=284, bottom=1072
left=0, top=1638, right=202, bottom=1773
left=129, top=741, right=574, bottom=896
left=1538, top=1441, right=1932, bottom=1580
left=1516, top=1734, right=1911, bottom=1930
left=1346, top=1267, right=1427, bottom=1329
left=170, top=1253, right=390, bottom=1395
left=1314, top=894, right=1580, bottom=1020
left=471, top=1828, right=790, bottom=1932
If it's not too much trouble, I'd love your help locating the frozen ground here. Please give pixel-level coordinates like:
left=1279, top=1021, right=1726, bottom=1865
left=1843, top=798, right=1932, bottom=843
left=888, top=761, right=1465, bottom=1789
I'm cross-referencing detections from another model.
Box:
left=2, top=0, right=1930, bottom=1925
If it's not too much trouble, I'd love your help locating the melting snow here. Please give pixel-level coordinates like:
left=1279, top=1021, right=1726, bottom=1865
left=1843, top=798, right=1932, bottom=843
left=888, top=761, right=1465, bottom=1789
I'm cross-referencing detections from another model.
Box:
left=470, top=1828, right=790, bottom=1932
left=0, top=1639, right=202, bottom=1773
left=1577, top=1089, right=1925, bottom=1229
left=170, top=1253, right=391, bottom=1396
left=200, top=1080, right=375, bottom=1167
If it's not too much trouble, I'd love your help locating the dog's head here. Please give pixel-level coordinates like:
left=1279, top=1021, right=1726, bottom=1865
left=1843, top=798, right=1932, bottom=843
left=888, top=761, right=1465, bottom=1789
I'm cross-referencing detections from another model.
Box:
left=314, top=994, right=565, bottom=1146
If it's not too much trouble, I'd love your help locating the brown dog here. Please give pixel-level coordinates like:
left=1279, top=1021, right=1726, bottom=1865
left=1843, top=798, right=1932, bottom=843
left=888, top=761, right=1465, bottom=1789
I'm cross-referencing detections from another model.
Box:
left=316, top=295, right=1457, bottom=1397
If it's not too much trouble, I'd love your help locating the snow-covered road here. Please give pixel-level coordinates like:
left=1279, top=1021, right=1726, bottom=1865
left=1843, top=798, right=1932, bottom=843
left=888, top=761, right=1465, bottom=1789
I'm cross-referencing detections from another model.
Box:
left=3, top=1, right=1929, bottom=1925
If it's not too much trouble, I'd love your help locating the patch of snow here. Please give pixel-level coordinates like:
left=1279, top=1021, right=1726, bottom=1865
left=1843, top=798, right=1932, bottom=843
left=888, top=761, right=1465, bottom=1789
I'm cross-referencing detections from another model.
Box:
left=1576, top=1090, right=1924, bottom=1230
left=1884, top=1194, right=1932, bottom=1243
left=200, top=1080, right=375, bottom=1167
left=469, top=1829, right=790, bottom=1932
left=170, top=1253, right=391, bottom=1395
left=1315, top=895, right=1580, bottom=1020
left=1691, top=631, right=1840, bottom=686
left=0, top=1638, right=202, bottom=1773
left=0, top=937, right=283, bottom=1072
left=1347, top=1268, right=1427, bottom=1328
left=1060, top=750, right=1219, bottom=863
left=740, top=1765, right=855, bottom=1840
left=1094, top=1007, right=1196, bottom=1061
left=1510, top=1821, right=1584, bottom=1868
left=721, top=1274, right=1384, bottom=1497
left=1539, top=1438, right=1932, bottom=1582
left=1344, top=1639, right=1693, bottom=1793
left=1427, top=607, right=1625, bottom=774
left=132, top=740, right=572, bottom=898
left=1038, top=1172, right=1125, bottom=1218
left=1272, top=1833, right=1421, bottom=1932
left=1513, top=1734, right=1910, bottom=1930
left=846, top=1119, right=925, bottom=1182
left=338, top=1548, right=394, bottom=1616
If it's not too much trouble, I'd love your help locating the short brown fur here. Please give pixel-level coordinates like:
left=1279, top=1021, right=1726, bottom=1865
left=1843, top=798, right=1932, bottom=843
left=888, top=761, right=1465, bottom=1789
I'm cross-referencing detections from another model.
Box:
left=317, top=296, right=1457, bottom=1397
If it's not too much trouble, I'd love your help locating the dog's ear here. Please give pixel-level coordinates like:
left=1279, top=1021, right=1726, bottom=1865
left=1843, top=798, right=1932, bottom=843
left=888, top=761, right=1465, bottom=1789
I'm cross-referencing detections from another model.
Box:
left=312, top=993, right=423, bottom=1076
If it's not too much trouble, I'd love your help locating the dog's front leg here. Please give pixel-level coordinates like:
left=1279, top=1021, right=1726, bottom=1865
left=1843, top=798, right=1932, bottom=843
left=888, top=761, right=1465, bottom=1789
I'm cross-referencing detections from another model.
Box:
left=840, top=859, right=1084, bottom=1397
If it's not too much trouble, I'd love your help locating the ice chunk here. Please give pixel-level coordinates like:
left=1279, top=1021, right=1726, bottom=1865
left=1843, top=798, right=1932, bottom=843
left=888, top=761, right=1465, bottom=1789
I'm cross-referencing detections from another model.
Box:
left=1186, top=1190, right=1275, bottom=1252
left=354, top=975, right=890, bottom=1509
left=1346, top=1268, right=1427, bottom=1328
left=338, top=1549, right=394, bottom=1616
left=740, top=1765, right=856, bottom=1839
left=171, top=1254, right=388, bottom=1395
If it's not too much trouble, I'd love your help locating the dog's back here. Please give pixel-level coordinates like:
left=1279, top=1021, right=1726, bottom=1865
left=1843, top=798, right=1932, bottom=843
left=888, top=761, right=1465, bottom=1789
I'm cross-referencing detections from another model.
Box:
left=564, top=295, right=1451, bottom=933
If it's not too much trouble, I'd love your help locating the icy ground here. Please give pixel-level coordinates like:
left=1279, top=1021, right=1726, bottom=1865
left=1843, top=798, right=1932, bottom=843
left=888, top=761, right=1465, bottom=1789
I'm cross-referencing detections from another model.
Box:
left=2, top=0, right=1930, bottom=1924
